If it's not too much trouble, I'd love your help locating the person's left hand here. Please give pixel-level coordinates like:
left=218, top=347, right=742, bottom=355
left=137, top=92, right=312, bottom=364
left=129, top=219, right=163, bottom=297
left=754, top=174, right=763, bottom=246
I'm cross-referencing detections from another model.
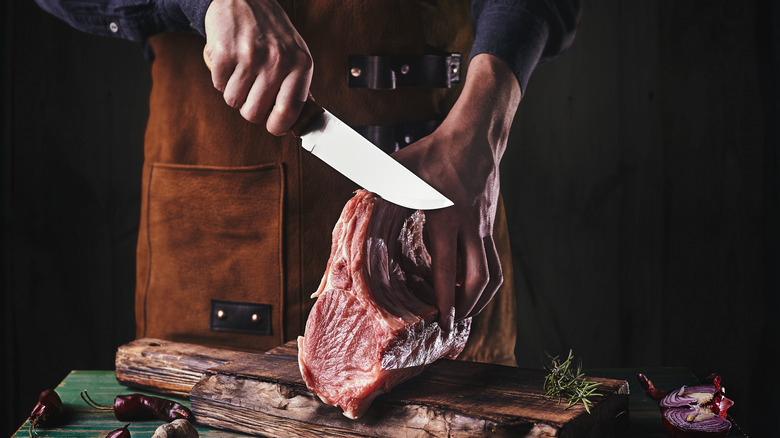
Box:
left=391, top=54, right=521, bottom=331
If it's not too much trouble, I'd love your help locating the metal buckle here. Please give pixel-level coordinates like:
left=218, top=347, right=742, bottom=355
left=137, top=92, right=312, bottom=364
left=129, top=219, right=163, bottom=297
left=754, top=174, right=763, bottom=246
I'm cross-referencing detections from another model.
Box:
left=210, top=299, right=272, bottom=335
left=348, top=53, right=461, bottom=89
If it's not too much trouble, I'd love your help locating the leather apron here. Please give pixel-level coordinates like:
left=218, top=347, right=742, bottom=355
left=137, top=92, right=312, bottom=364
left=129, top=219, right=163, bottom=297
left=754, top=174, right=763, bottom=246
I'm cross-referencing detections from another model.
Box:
left=136, top=0, right=517, bottom=365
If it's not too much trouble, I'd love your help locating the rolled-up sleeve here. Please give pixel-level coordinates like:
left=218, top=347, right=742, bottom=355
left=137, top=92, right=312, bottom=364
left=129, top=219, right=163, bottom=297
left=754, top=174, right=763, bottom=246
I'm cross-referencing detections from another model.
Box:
left=34, top=0, right=212, bottom=43
left=470, top=0, right=581, bottom=94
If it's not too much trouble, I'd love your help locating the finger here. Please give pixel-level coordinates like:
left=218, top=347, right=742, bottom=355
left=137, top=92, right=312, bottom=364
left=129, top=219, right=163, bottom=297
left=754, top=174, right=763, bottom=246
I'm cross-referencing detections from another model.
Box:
left=427, top=209, right=458, bottom=331
left=223, top=63, right=258, bottom=109
left=203, top=45, right=213, bottom=70
left=467, top=236, right=503, bottom=317
left=205, top=45, right=235, bottom=94
left=240, top=72, right=278, bottom=124
left=266, top=66, right=311, bottom=135
left=454, top=229, right=490, bottom=320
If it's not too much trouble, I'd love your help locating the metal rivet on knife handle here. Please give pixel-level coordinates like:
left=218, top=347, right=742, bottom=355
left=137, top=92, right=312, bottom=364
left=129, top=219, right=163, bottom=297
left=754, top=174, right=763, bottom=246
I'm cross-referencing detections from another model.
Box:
left=290, top=95, right=326, bottom=138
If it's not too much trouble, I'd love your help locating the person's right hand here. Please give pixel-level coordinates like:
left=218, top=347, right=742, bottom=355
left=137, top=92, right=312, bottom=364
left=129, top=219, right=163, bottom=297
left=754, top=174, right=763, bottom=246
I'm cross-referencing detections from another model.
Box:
left=204, top=0, right=313, bottom=135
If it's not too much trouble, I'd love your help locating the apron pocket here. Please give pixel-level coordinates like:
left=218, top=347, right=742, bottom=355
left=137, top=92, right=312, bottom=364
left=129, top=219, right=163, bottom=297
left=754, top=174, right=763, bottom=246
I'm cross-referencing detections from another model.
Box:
left=141, top=162, right=285, bottom=350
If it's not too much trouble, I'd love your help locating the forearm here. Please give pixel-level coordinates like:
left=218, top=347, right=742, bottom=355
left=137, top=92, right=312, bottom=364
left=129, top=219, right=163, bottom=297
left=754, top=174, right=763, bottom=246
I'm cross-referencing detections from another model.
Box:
left=444, top=53, right=522, bottom=166
left=388, top=54, right=521, bottom=327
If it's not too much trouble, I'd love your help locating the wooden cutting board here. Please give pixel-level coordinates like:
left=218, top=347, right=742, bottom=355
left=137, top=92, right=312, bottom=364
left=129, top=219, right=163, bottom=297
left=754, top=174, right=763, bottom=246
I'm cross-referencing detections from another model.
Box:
left=116, top=338, right=629, bottom=437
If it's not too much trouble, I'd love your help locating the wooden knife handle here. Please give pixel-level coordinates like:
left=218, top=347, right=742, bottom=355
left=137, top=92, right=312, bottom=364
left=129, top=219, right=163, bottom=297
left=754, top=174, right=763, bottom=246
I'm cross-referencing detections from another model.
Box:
left=290, top=95, right=325, bottom=138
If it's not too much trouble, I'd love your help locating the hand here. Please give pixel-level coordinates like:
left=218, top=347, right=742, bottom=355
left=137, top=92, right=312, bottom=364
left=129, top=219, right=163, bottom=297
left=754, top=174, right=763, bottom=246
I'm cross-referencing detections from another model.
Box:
left=204, top=0, right=313, bottom=135
left=392, top=54, right=522, bottom=331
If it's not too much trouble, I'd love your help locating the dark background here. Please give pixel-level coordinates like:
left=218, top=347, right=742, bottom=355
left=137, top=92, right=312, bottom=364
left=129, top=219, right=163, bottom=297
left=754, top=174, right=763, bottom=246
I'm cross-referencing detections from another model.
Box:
left=2, top=0, right=777, bottom=436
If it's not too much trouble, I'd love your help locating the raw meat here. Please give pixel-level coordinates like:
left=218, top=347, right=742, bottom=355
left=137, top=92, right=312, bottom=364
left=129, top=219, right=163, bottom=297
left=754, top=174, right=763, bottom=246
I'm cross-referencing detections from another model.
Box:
left=298, top=190, right=471, bottom=419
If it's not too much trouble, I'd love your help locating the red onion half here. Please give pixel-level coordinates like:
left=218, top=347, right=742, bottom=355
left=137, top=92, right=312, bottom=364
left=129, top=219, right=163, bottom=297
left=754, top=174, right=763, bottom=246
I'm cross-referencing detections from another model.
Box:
left=659, top=384, right=717, bottom=409
left=662, top=406, right=731, bottom=437
left=637, top=374, right=733, bottom=438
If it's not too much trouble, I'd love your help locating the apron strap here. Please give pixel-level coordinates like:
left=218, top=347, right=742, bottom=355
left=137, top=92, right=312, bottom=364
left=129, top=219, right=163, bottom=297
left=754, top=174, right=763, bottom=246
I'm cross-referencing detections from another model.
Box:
left=354, top=118, right=441, bottom=153
left=348, top=53, right=461, bottom=89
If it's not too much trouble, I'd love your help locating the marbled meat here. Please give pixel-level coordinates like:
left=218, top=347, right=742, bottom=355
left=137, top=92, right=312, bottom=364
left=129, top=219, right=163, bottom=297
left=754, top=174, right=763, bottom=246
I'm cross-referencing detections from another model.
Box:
left=297, top=190, right=471, bottom=419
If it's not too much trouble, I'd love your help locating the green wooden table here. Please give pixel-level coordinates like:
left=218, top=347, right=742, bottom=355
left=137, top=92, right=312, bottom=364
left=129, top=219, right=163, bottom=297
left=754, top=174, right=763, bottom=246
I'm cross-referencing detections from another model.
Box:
left=14, top=368, right=746, bottom=437
left=13, top=370, right=252, bottom=437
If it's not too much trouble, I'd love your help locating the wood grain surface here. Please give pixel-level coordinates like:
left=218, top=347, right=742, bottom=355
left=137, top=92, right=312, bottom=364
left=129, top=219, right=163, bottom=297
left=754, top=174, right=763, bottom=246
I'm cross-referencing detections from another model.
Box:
left=12, top=371, right=253, bottom=438
left=117, top=338, right=629, bottom=437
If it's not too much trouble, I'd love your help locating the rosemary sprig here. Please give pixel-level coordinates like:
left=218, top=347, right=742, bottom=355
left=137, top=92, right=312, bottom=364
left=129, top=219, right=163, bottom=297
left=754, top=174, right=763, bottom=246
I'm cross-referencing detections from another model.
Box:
left=542, top=350, right=601, bottom=414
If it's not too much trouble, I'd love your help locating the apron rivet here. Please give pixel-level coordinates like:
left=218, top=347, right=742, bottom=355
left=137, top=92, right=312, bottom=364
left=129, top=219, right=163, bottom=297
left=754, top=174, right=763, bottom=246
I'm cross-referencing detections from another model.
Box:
left=216, top=309, right=226, bottom=320
left=400, top=64, right=410, bottom=75
left=251, top=313, right=262, bottom=323
left=350, top=67, right=362, bottom=77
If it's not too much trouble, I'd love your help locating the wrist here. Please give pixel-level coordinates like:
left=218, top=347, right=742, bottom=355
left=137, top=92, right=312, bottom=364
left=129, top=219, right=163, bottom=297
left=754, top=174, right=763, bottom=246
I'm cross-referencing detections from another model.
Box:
left=444, top=54, right=522, bottom=161
left=171, top=0, right=215, bottom=36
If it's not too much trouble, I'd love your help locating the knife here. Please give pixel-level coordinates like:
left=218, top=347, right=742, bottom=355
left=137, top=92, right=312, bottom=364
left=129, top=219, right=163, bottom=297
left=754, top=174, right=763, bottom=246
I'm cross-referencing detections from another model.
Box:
left=202, top=49, right=451, bottom=210
left=289, top=97, right=453, bottom=210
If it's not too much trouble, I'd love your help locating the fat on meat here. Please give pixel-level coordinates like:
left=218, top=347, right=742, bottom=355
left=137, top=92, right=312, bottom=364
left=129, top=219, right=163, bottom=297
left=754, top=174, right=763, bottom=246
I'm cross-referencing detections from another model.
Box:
left=297, top=190, right=471, bottom=419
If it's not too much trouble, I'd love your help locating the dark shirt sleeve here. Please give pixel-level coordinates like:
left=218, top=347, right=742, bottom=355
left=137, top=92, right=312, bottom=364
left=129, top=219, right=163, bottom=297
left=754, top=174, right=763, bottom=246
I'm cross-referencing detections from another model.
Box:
left=34, top=0, right=211, bottom=43
left=35, top=0, right=578, bottom=93
left=470, top=0, right=581, bottom=94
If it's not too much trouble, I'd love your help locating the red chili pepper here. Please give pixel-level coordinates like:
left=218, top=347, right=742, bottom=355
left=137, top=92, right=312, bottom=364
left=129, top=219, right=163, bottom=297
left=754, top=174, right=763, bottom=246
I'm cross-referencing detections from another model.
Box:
left=636, top=373, right=669, bottom=401
left=28, top=389, right=63, bottom=437
left=81, top=390, right=193, bottom=422
left=106, top=423, right=131, bottom=438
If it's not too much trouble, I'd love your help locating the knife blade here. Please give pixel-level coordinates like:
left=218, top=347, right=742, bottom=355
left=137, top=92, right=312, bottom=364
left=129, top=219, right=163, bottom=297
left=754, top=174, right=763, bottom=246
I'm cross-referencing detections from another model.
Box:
left=290, top=97, right=453, bottom=210
left=201, top=49, right=449, bottom=210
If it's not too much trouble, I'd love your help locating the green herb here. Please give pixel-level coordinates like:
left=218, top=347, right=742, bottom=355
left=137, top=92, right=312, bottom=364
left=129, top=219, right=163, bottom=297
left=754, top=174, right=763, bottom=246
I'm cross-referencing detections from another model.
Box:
left=542, top=350, right=601, bottom=414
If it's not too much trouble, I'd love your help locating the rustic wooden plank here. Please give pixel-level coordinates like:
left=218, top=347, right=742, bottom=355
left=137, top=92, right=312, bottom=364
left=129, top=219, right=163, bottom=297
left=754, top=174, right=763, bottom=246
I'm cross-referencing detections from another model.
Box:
left=114, top=338, right=299, bottom=397
left=115, top=338, right=259, bottom=396
left=266, top=341, right=300, bottom=357
left=116, top=339, right=628, bottom=436
left=116, top=339, right=628, bottom=437
left=188, top=341, right=628, bottom=437
left=191, top=372, right=515, bottom=438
